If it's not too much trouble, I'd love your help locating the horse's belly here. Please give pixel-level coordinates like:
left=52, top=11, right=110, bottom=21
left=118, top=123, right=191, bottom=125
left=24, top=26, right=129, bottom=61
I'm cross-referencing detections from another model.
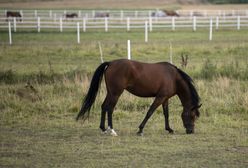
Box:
left=125, top=85, right=157, bottom=97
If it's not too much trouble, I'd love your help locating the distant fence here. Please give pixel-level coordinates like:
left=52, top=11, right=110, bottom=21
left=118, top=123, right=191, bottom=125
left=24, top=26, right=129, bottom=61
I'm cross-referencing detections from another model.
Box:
left=1, top=16, right=248, bottom=32
left=1, top=9, right=248, bottom=18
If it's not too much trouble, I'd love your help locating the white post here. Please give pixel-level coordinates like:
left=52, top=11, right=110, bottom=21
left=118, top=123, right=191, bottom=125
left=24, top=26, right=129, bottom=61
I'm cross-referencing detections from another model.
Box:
left=78, top=11, right=81, bottom=17
left=193, top=16, right=196, bottom=31
left=83, top=17, right=86, bottom=32
left=20, top=10, right=23, bottom=23
left=8, top=22, right=12, bottom=45
left=37, top=17, right=40, bottom=32
left=172, top=17, right=175, bottom=31
left=77, top=22, right=80, bottom=44
left=120, top=10, right=124, bottom=21
left=149, top=16, right=152, bottom=32
left=60, top=17, right=63, bottom=32
left=127, top=17, right=130, bottom=31
left=105, top=17, right=108, bottom=32
left=49, top=10, right=52, bottom=18
left=127, top=40, right=131, bottom=60
left=92, top=10, right=95, bottom=17
left=237, top=16, right=240, bottom=30
left=145, top=21, right=148, bottom=42
left=13, top=17, right=16, bottom=32
left=34, top=10, right=37, bottom=17
left=216, top=16, right=219, bottom=30
left=209, top=18, right=213, bottom=41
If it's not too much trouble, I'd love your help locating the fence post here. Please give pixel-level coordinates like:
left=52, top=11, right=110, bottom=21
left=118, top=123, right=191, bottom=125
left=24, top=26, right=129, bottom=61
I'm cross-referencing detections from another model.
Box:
left=120, top=10, right=124, bottom=21
left=209, top=18, right=213, bottom=41
left=216, top=16, right=219, bottom=30
left=49, top=10, right=52, bottom=18
left=237, top=16, right=240, bottom=30
left=60, top=17, right=63, bottom=32
left=127, top=17, right=130, bottom=31
left=145, top=21, right=148, bottom=42
left=83, top=17, right=86, bottom=32
left=149, top=16, right=152, bottom=32
left=34, top=10, right=37, bottom=18
left=127, top=40, right=131, bottom=60
left=77, top=22, right=80, bottom=44
left=98, top=41, right=104, bottom=63
left=105, top=17, right=108, bottom=32
left=8, top=22, right=12, bottom=45
left=37, top=17, right=40, bottom=32
left=172, top=17, right=175, bottom=31
left=13, top=17, right=16, bottom=32
left=193, top=16, right=196, bottom=31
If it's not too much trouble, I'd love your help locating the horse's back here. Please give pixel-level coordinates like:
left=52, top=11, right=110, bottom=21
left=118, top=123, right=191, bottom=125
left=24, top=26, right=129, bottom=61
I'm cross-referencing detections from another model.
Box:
left=104, top=59, right=178, bottom=97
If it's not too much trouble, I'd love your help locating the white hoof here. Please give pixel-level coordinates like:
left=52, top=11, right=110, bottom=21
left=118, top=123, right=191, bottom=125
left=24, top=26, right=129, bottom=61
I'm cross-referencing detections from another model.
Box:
left=107, top=127, right=118, bottom=136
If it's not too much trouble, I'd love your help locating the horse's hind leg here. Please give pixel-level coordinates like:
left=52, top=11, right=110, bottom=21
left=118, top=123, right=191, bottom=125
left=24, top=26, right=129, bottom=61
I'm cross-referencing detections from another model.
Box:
left=162, top=101, right=174, bottom=134
left=137, top=96, right=165, bottom=136
left=100, top=93, right=121, bottom=136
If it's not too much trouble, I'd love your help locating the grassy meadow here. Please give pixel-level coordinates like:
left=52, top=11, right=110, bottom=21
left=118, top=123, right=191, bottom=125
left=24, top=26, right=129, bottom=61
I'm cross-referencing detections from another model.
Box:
left=0, top=26, right=248, bottom=167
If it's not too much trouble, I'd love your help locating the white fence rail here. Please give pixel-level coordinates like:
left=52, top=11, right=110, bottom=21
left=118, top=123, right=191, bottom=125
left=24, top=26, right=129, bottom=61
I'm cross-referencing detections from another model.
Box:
left=1, top=16, right=248, bottom=32
left=1, top=9, right=248, bottom=18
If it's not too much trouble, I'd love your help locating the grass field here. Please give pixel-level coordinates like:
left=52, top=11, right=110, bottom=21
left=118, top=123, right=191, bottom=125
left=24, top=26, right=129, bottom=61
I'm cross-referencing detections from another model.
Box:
left=0, top=4, right=248, bottom=168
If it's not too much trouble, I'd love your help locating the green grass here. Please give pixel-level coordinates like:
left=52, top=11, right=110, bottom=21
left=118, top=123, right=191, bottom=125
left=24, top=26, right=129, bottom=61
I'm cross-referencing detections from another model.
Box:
left=0, top=28, right=248, bottom=167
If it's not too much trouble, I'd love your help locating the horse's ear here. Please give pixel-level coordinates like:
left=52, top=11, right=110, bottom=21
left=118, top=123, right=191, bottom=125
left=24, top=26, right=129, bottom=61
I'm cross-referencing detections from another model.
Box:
left=197, top=104, right=202, bottom=109
left=191, top=104, right=202, bottom=111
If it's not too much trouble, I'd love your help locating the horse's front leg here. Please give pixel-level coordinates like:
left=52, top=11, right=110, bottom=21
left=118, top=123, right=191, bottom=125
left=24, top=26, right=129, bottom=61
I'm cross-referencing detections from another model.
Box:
left=162, top=101, right=174, bottom=134
left=137, top=96, right=165, bottom=136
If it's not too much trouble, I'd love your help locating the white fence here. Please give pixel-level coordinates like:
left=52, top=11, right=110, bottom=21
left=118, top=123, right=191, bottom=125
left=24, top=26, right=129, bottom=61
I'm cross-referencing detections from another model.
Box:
left=1, top=9, right=248, bottom=18
left=1, top=16, right=248, bottom=32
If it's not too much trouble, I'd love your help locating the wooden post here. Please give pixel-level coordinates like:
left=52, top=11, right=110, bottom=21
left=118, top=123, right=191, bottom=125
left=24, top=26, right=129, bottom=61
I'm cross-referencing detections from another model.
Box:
left=98, top=41, right=104, bottom=63
left=127, top=40, right=131, bottom=60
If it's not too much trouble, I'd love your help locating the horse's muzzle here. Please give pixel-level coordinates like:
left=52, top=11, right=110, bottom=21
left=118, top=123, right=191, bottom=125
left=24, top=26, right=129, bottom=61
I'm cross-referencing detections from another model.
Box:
left=186, top=129, right=194, bottom=134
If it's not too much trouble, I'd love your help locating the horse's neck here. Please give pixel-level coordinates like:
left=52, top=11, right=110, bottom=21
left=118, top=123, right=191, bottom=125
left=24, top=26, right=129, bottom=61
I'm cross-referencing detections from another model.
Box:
left=176, top=80, right=192, bottom=109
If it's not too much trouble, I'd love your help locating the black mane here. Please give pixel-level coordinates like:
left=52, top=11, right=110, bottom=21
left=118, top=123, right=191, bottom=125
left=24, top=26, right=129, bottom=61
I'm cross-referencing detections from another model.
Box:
left=176, top=68, right=200, bottom=110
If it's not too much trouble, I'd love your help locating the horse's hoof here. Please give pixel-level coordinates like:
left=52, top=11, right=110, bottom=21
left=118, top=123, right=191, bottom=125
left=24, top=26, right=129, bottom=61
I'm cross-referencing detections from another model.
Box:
left=166, top=128, right=174, bottom=134
left=136, top=131, right=143, bottom=136
left=107, top=127, right=118, bottom=136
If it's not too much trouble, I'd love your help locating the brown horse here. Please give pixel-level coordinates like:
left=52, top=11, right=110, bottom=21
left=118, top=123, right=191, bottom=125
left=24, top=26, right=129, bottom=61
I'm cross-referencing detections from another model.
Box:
left=77, top=59, right=201, bottom=136
left=65, top=13, right=78, bottom=18
left=164, top=10, right=180, bottom=17
left=6, top=11, right=22, bottom=21
left=95, top=12, right=109, bottom=18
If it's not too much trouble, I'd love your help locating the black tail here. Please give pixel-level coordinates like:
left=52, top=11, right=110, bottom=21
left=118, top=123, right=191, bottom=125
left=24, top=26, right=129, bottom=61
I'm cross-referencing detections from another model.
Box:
left=76, top=62, right=110, bottom=121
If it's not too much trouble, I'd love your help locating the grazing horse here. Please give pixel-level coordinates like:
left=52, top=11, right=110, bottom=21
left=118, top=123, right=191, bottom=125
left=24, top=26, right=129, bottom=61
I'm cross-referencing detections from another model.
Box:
left=95, top=12, right=109, bottom=18
left=77, top=59, right=201, bottom=136
left=6, top=11, right=22, bottom=21
left=164, top=10, right=180, bottom=17
left=64, top=13, right=78, bottom=19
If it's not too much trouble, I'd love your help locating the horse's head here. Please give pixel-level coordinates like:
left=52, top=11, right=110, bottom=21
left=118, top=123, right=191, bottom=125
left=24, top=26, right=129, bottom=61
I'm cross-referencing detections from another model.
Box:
left=181, top=104, right=201, bottom=134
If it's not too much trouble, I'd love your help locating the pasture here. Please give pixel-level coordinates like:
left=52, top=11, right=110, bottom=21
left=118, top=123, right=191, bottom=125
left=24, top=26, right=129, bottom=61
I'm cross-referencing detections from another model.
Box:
left=0, top=14, right=248, bottom=168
